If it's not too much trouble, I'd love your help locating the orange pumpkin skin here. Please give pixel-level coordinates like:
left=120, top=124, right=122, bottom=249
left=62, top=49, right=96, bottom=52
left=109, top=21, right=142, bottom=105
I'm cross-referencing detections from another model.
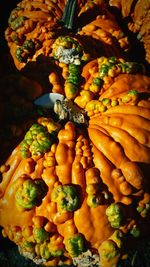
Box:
left=89, top=107, right=150, bottom=188
left=5, top=0, right=129, bottom=71
left=1, top=1, right=150, bottom=265
left=0, top=76, right=150, bottom=267
left=74, top=56, right=150, bottom=113
left=0, top=120, right=113, bottom=266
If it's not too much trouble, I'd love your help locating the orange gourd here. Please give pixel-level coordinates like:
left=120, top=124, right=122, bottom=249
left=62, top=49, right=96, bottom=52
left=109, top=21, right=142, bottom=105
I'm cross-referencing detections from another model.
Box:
left=5, top=0, right=129, bottom=71
left=1, top=1, right=150, bottom=267
left=0, top=66, right=150, bottom=265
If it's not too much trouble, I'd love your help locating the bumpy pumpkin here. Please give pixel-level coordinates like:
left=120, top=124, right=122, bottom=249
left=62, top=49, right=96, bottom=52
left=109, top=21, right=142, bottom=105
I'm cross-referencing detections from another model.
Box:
left=108, top=0, right=150, bottom=63
left=1, top=1, right=150, bottom=267
left=0, top=54, right=150, bottom=267
left=5, top=0, right=129, bottom=71
left=74, top=56, right=149, bottom=109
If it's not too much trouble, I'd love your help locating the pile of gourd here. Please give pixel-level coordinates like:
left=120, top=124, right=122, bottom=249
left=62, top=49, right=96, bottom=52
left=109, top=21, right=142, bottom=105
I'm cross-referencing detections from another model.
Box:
left=0, top=1, right=150, bottom=267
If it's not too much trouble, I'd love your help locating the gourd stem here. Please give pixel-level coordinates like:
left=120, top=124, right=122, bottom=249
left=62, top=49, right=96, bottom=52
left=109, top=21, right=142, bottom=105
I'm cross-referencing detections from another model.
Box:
left=60, top=0, right=78, bottom=31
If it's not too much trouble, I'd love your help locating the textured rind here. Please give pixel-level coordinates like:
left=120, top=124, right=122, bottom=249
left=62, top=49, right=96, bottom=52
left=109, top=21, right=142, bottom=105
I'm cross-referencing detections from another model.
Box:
left=4, top=0, right=129, bottom=70
left=0, top=76, right=150, bottom=266
left=0, top=1, right=150, bottom=267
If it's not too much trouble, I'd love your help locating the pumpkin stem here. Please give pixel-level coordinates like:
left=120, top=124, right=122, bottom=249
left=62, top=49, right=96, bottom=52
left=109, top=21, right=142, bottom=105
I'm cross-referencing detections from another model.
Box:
left=60, top=0, right=78, bottom=31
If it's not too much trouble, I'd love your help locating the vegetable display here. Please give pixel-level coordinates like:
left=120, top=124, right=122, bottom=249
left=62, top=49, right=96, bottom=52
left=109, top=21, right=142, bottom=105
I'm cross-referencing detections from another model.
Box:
left=5, top=0, right=129, bottom=71
left=0, top=1, right=150, bottom=267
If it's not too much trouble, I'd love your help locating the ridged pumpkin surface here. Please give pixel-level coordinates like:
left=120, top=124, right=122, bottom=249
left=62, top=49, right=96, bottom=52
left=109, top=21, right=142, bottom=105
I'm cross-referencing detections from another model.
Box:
left=1, top=1, right=150, bottom=267
left=5, top=0, right=129, bottom=70
left=0, top=61, right=150, bottom=266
